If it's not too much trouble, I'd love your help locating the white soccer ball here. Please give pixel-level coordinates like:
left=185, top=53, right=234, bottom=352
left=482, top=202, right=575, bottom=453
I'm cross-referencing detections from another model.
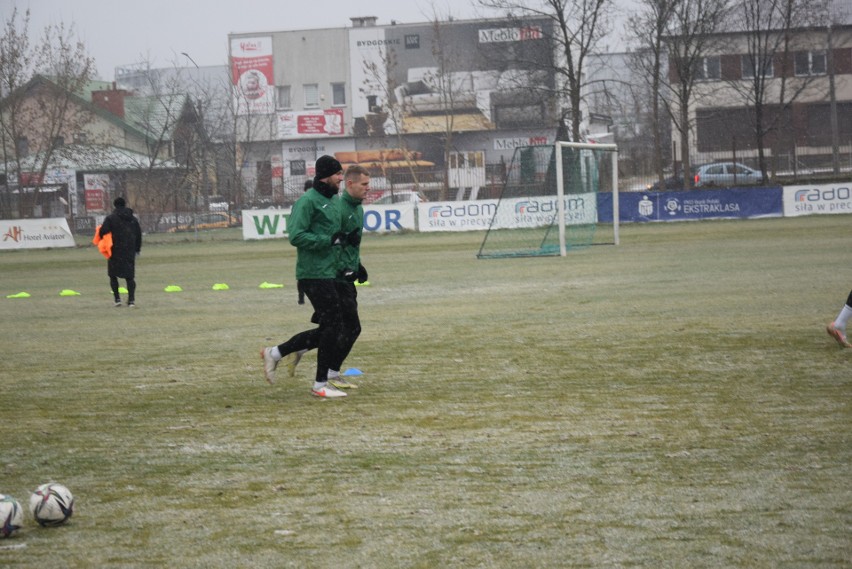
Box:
left=0, top=494, right=24, bottom=538
left=29, top=483, right=74, bottom=527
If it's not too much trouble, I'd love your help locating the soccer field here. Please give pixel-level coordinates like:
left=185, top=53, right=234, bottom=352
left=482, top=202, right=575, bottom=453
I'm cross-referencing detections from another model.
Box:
left=1, top=216, right=850, bottom=568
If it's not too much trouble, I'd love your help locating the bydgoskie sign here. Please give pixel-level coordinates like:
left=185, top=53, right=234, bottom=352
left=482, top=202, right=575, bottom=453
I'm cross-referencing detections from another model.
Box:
left=0, top=218, right=76, bottom=250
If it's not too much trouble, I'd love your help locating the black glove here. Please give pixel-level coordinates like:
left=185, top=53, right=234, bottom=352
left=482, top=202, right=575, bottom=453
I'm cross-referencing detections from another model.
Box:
left=331, top=232, right=345, bottom=246
left=338, top=268, right=359, bottom=283
left=356, top=263, right=368, bottom=284
left=346, top=228, right=361, bottom=247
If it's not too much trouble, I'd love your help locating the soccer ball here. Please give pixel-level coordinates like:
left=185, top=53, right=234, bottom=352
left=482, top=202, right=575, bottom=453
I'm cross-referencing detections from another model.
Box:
left=29, top=483, right=74, bottom=527
left=0, top=494, right=24, bottom=538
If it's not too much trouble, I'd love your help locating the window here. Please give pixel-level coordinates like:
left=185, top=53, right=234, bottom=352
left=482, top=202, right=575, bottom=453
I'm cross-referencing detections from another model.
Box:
left=276, top=85, right=291, bottom=109
left=695, top=56, right=721, bottom=81
left=304, top=83, right=319, bottom=108
left=331, top=82, right=346, bottom=106
left=290, top=160, right=306, bottom=176
left=742, top=55, right=773, bottom=79
left=15, top=137, right=28, bottom=157
left=795, top=51, right=826, bottom=76
left=256, top=161, right=272, bottom=197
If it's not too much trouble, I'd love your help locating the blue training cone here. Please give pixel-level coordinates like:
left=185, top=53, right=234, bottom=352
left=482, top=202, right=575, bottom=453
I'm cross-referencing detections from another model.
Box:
left=342, top=368, right=363, bottom=376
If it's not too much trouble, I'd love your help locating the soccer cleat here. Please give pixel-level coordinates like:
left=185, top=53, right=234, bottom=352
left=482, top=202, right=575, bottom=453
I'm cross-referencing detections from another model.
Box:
left=114, top=300, right=122, bottom=307
left=826, top=323, right=851, bottom=348
left=329, top=376, right=358, bottom=389
left=311, top=384, right=347, bottom=398
left=128, top=302, right=136, bottom=308
left=283, top=350, right=303, bottom=378
left=260, top=347, right=279, bottom=384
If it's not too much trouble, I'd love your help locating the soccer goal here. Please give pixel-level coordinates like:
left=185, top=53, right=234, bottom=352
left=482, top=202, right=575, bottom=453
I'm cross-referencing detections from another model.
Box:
left=477, top=141, right=619, bottom=258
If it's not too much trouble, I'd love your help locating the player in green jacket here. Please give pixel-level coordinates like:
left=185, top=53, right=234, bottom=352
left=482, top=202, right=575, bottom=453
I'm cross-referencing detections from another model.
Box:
left=326, top=164, right=371, bottom=388
left=261, top=155, right=349, bottom=398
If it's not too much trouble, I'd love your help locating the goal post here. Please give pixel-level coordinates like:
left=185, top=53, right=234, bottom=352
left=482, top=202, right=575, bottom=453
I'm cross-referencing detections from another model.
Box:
left=477, top=141, right=619, bottom=259
left=555, top=141, right=619, bottom=252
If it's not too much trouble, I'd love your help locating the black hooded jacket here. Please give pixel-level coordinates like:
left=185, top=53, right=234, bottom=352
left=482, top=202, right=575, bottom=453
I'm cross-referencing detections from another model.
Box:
left=99, top=206, right=142, bottom=279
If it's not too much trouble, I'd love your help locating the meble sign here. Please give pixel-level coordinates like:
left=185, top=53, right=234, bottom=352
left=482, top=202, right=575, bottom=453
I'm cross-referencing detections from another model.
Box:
left=478, top=26, right=543, bottom=43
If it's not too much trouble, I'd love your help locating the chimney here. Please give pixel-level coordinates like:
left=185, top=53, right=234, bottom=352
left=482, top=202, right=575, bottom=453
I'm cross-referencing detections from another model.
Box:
left=91, top=85, right=128, bottom=119
left=350, top=16, right=378, bottom=28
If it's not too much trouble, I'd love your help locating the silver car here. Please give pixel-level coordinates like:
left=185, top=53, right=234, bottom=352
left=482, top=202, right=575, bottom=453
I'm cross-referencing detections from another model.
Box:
left=693, top=162, right=762, bottom=187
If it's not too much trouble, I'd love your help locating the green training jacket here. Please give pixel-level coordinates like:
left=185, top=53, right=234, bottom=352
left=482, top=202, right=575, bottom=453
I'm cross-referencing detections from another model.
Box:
left=287, top=187, right=340, bottom=280
left=336, top=191, right=364, bottom=276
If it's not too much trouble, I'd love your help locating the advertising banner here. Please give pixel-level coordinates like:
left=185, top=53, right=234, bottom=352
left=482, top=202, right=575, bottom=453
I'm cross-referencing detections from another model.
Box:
left=783, top=183, right=852, bottom=217
left=420, top=194, right=597, bottom=233
left=277, top=109, right=344, bottom=139
left=364, top=203, right=416, bottom=233
left=230, top=36, right=275, bottom=115
left=598, top=188, right=783, bottom=223
left=242, top=209, right=291, bottom=240
left=84, top=173, right=109, bottom=213
left=0, top=218, right=76, bottom=250
left=241, top=203, right=415, bottom=240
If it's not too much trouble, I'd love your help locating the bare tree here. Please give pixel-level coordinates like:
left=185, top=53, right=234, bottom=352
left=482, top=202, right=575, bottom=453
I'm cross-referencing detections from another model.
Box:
left=824, top=0, right=850, bottom=175
left=0, top=7, right=94, bottom=217
left=115, top=59, right=198, bottom=229
left=428, top=13, right=465, bottom=200
left=629, top=0, right=681, bottom=186
left=723, top=0, right=829, bottom=182
left=359, top=47, right=423, bottom=194
left=479, top=0, right=612, bottom=142
left=663, top=0, right=731, bottom=187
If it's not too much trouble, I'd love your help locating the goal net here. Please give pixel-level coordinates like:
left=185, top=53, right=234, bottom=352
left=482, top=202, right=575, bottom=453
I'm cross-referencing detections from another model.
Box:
left=477, top=141, right=619, bottom=258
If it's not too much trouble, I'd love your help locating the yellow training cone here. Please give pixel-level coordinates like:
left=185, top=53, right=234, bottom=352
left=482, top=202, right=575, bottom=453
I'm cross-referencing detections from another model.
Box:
left=164, top=285, right=183, bottom=292
left=6, top=291, right=31, bottom=298
left=355, top=281, right=371, bottom=287
left=259, top=282, right=284, bottom=289
left=60, top=289, right=81, bottom=296
left=212, top=283, right=230, bottom=291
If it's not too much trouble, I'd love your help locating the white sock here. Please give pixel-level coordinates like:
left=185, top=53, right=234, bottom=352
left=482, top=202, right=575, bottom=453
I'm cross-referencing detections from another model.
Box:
left=298, top=349, right=308, bottom=356
left=834, top=305, right=852, bottom=330
left=270, top=346, right=282, bottom=360
left=327, top=369, right=340, bottom=379
left=313, top=381, right=327, bottom=391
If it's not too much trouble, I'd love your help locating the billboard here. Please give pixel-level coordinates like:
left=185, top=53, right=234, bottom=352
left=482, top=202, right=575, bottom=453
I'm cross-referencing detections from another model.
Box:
left=348, top=18, right=554, bottom=137
left=277, top=109, right=345, bottom=139
left=0, top=218, right=76, bottom=250
left=230, top=36, right=275, bottom=115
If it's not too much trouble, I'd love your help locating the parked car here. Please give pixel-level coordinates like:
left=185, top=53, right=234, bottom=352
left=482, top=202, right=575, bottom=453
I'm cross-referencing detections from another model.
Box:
left=367, top=189, right=428, bottom=205
left=693, top=162, right=762, bottom=187
left=169, top=212, right=241, bottom=232
left=647, top=175, right=686, bottom=191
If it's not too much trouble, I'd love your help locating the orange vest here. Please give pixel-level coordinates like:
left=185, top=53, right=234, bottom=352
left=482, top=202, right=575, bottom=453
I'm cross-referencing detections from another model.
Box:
left=92, top=225, right=113, bottom=259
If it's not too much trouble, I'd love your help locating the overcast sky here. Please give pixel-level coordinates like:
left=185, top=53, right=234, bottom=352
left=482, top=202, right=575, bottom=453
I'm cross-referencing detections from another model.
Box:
left=2, top=0, right=489, bottom=79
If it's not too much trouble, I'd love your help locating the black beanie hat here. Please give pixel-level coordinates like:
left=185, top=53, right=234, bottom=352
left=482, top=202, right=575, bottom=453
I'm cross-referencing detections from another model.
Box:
left=314, top=155, right=342, bottom=180
left=114, top=197, right=126, bottom=208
